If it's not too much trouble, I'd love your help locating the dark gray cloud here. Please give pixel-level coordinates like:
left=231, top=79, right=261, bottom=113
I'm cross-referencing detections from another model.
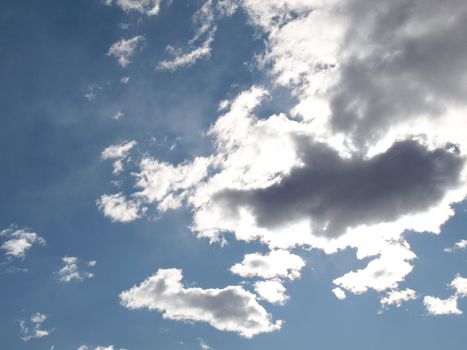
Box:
left=215, top=139, right=464, bottom=238
left=329, top=0, right=467, bottom=143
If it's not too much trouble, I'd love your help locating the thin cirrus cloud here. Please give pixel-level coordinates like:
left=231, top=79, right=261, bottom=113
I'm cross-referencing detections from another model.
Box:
left=119, top=268, right=282, bottom=338
left=96, top=0, right=467, bottom=337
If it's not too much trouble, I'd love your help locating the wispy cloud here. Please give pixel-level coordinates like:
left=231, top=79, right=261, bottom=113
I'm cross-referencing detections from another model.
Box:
left=108, top=36, right=145, bottom=67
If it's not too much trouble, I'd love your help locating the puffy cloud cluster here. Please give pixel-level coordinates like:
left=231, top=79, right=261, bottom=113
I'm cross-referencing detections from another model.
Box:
left=120, top=268, right=282, bottom=337
left=424, top=275, right=467, bottom=316
left=380, top=289, right=418, bottom=309
left=99, top=0, right=467, bottom=334
left=20, top=313, right=51, bottom=342
left=56, top=257, right=96, bottom=283
left=1, top=226, right=45, bottom=260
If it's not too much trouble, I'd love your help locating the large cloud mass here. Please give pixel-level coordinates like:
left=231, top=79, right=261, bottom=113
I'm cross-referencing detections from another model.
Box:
left=99, top=0, right=467, bottom=335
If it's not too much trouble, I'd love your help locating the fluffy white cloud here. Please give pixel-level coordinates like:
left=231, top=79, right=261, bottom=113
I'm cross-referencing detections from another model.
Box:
left=424, top=296, right=461, bottom=316
left=230, top=250, right=305, bottom=280
left=107, top=36, right=145, bottom=67
left=332, top=287, right=346, bottom=300
left=333, top=242, right=416, bottom=294
left=254, top=280, right=289, bottom=305
left=20, top=313, right=51, bottom=341
left=451, top=275, right=467, bottom=298
left=380, top=289, right=418, bottom=308
left=97, top=193, right=145, bottom=223
left=105, top=0, right=162, bottom=16
left=56, top=256, right=95, bottom=282
left=424, top=274, right=467, bottom=315
left=119, top=268, right=282, bottom=338
left=0, top=226, right=45, bottom=259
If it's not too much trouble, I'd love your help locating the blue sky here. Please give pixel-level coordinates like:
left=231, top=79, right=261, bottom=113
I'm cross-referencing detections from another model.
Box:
left=1, top=1, right=467, bottom=349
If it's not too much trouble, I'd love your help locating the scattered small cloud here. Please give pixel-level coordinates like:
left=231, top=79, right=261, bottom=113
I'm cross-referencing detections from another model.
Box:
left=1, top=226, right=45, bottom=260
left=198, top=338, right=213, bottom=350
left=230, top=250, right=305, bottom=281
left=254, top=280, right=289, bottom=305
left=105, top=0, right=164, bottom=16
left=97, top=193, right=145, bottom=223
left=108, top=36, right=145, bottom=67
left=56, top=256, right=96, bottom=283
left=20, top=313, right=51, bottom=342
left=332, top=287, right=346, bottom=300
left=424, top=274, right=467, bottom=315
left=444, top=239, right=467, bottom=253
left=101, top=140, right=137, bottom=175
left=380, top=288, right=418, bottom=309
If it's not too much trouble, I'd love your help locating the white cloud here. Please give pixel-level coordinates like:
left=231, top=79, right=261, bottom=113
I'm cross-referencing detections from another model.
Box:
left=113, top=111, right=124, bottom=121
left=230, top=250, right=305, bottom=280
left=99, top=0, right=467, bottom=318
left=106, top=0, right=163, bottom=16
left=451, top=275, right=467, bottom=298
left=254, top=280, right=289, bottom=305
left=97, top=193, right=145, bottom=223
left=424, top=274, right=467, bottom=316
left=0, top=226, right=45, bottom=259
left=424, top=296, right=462, bottom=316
left=101, top=140, right=136, bottom=175
left=380, top=288, right=418, bottom=309
left=107, top=36, right=145, bottom=67
left=20, top=313, right=51, bottom=342
left=332, top=287, right=346, bottom=300
left=56, top=256, right=95, bottom=282
left=120, top=76, right=130, bottom=84
left=157, top=0, right=229, bottom=71
left=198, top=338, right=213, bottom=350
left=120, top=268, right=282, bottom=338
left=78, top=346, right=127, bottom=350
left=444, top=239, right=467, bottom=253
left=333, top=242, right=416, bottom=294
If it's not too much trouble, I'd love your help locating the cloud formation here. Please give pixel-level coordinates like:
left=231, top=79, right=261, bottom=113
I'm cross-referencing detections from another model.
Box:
left=20, top=313, right=51, bottom=342
left=105, top=0, right=163, bottom=16
left=424, top=275, right=467, bottom=315
left=107, top=36, right=145, bottom=67
left=1, top=226, right=45, bottom=259
left=98, top=0, right=467, bottom=329
left=230, top=250, right=305, bottom=280
left=56, top=257, right=96, bottom=283
left=120, top=268, right=282, bottom=337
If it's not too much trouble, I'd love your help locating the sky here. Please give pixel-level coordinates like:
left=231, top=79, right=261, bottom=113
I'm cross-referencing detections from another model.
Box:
left=1, top=0, right=467, bottom=349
